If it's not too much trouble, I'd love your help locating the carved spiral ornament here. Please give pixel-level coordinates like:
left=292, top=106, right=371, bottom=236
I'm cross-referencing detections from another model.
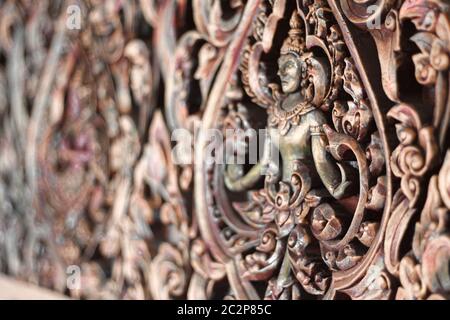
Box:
left=0, top=0, right=449, bottom=300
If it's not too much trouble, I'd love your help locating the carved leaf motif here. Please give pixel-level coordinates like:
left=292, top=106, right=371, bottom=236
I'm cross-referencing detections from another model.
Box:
left=388, top=104, right=439, bottom=204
